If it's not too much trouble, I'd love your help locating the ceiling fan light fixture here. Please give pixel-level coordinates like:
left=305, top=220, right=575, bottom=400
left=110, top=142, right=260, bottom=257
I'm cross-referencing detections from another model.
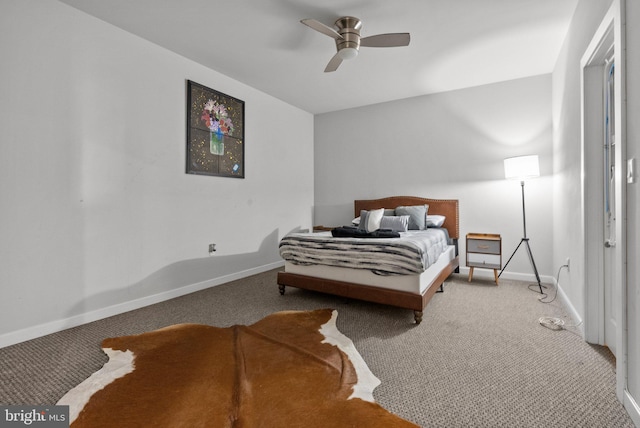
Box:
left=338, top=47, right=359, bottom=60
left=301, top=16, right=409, bottom=72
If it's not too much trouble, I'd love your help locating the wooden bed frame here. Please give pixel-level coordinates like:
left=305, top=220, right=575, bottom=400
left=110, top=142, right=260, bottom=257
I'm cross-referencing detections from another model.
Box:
left=277, top=196, right=460, bottom=324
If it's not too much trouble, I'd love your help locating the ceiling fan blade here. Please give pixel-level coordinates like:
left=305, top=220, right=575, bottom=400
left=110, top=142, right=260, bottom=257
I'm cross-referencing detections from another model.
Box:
left=301, top=19, right=342, bottom=40
left=360, top=33, right=410, bottom=47
left=324, top=53, right=343, bottom=72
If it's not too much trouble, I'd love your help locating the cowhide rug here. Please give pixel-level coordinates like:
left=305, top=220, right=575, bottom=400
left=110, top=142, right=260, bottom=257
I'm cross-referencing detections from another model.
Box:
left=58, top=309, right=418, bottom=427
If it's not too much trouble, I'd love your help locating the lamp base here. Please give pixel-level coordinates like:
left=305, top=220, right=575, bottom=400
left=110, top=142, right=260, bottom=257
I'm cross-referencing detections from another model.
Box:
left=498, top=237, right=543, bottom=293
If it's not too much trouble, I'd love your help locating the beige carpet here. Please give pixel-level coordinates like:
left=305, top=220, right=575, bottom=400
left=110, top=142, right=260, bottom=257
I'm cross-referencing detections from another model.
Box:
left=0, top=269, right=635, bottom=427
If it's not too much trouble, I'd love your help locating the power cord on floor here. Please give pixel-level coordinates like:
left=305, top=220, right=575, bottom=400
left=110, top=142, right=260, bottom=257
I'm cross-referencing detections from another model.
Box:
left=536, top=263, right=583, bottom=331
left=538, top=316, right=565, bottom=330
left=528, top=283, right=548, bottom=294
left=537, top=263, right=569, bottom=303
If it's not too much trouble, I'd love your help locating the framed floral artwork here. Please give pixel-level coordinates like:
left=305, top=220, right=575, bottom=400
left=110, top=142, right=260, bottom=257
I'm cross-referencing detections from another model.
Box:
left=186, top=80, right=244, bottom=178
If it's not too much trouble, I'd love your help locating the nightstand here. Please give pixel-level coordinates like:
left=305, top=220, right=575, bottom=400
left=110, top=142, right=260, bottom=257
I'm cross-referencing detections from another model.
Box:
left=466, top=233, right=502, bottom=284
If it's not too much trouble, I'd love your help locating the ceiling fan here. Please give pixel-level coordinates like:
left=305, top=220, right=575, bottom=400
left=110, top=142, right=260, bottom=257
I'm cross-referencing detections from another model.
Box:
left=301, top=16, right=410, bottom=72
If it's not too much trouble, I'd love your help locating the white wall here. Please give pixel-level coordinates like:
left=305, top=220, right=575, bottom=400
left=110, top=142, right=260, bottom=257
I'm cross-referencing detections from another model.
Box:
left=314, top=75, right=554, bottom=280
left=626, top=0, right=640, bottom=418
left=551, top=0, right=614, bottom=334
left=552, top=0, right=640, bottom=423
left=0, top=0, right=314, bottom=346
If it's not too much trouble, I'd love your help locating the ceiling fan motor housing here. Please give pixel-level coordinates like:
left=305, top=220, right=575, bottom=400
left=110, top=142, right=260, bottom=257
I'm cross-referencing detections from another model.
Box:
left=334, top=16, right=362, bottom=54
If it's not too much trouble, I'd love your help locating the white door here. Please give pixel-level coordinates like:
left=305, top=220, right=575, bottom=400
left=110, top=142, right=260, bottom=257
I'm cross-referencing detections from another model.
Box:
left=603, top=58, right=617, bottom=357
left=581, top=0, right=626, bottom=400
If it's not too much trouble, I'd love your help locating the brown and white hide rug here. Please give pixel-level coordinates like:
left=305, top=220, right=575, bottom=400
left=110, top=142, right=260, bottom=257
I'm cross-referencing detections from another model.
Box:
left=57, top=309, right=418, bottom=427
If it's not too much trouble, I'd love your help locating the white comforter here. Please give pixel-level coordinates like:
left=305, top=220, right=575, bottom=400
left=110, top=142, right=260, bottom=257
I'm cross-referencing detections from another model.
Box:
left=279, top=229, right=449, bottom=275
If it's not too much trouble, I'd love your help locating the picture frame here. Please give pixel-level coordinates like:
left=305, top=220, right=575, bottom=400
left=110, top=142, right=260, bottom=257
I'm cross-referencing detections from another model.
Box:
left=186, top=80, right=245, bottom=178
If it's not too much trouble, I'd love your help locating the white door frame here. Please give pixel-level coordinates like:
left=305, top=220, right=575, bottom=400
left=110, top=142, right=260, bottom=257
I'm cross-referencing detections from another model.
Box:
left=580, top=0, right=626, bottom=400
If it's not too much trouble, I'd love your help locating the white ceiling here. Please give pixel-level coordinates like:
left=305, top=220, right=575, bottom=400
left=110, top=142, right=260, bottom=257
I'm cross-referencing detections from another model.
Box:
left=58, top=0, right=578, bottom=114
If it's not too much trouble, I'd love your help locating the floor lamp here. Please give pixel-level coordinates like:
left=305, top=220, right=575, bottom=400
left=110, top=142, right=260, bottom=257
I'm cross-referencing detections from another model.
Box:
left=498, top=155, right=543, bottom=293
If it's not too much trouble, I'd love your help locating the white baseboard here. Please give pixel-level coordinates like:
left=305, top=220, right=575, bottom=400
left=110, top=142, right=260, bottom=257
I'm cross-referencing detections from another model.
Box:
left=457, top=266, right=554, bottom=285
left=624, top=389, right=640, bottom=427
left=553, top=277, right=585, bottom=337
left=0, top=261, right=284, bottom=349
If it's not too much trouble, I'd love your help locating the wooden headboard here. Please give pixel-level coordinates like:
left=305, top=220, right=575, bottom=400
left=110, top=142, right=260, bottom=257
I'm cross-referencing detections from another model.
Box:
left=354, top=196, right=459, bottom=240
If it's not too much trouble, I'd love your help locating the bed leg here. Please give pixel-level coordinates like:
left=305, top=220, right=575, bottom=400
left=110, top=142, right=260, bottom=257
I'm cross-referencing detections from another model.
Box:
left=414, top=311, right=423, bottom=324
left=278, top=284, right=285, bottom=295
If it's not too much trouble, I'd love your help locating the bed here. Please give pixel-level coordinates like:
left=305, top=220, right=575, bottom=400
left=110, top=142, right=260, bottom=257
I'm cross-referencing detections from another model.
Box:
left=277, top=196, right=459, bottom=324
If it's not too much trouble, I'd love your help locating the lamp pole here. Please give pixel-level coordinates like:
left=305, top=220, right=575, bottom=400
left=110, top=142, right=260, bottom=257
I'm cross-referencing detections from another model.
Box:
left=521, top=181, right=527, bottom=238
left=498, top=179, right=543, bottom=293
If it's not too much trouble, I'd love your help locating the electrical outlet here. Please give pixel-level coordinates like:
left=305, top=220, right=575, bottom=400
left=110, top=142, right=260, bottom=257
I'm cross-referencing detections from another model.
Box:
left=565, top=257, right=570, bottom=271
left=209, top=243, right=216, bottom=254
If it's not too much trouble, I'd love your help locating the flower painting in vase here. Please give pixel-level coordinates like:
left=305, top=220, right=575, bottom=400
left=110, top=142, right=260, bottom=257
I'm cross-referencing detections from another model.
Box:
left=186, top=81, right=244, bottom=178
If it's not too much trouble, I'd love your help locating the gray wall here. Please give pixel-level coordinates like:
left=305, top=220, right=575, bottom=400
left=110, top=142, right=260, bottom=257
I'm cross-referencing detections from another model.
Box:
left=314, top=75, right=554, bottom=280
left=0, top=0, right=314, bottom=346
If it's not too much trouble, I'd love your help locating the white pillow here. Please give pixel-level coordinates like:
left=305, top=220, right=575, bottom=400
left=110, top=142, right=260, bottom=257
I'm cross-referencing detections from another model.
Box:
left=426, top=215, right=446, bottom=228
left=354, top=209, right=393, bottom=226
left=358, top=208, right=385, bottom=232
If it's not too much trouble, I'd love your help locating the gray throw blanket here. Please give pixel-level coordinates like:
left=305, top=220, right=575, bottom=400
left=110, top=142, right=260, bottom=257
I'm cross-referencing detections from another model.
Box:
left=331, top=226, right=400, bottom=239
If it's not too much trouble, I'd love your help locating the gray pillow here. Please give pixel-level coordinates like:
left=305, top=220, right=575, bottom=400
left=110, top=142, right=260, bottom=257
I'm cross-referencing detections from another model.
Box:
left=383, top=208, right=396, bottom=216
left=380, top=215, right=409, bottom=232
left=395, top=205, right=429, bottom=230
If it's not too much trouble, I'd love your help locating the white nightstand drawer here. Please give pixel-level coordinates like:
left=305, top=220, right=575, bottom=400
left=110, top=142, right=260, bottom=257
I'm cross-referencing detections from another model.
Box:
left=467, top=239, right=500, bottom=254
left=467, top=253, right=501, bottom=269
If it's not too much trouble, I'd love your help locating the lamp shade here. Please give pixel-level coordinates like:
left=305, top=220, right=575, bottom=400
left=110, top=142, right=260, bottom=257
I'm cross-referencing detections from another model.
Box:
left=504, top=155, right=540, bottom=181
